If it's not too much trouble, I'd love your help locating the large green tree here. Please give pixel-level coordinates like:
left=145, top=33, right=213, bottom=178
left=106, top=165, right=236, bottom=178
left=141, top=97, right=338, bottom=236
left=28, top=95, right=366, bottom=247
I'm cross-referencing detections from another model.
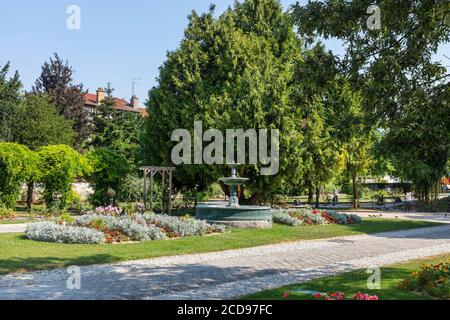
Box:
left=291, top=0, right=450, bottom=202
left=144, top=0, right=305, bottom=202
left=34, top=54, right=91, bottom=149
left=15, top=93, right=75, bottom=208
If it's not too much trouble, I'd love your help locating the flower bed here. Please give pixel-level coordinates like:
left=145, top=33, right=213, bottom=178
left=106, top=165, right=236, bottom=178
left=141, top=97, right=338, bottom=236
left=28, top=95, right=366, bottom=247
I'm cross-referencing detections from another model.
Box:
left=25, top=212, right=226, bottom=244
left=399, top=262, right=450, bottom=299
left=26, top=222, right=105, bottom=244
left=273, top=209, right=362, bottom=226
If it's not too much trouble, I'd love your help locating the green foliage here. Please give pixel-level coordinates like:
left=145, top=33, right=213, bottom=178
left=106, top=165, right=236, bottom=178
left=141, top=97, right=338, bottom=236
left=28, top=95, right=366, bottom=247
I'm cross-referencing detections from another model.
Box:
left=88, top=147, right=131, bottom=206
left=0, top=63, right=22, bottom=142
left=291, top=0, right=450, bottom=202
left=116, top=174, right=143, bottom=203
left=15, top=93, right=75, bottom=150
left=399, top=262, right=450, bottom=300
left=0, top=205, right=15, bottom=220
left=89, top=95, right=144, bottom=164
left=143, top=0, right=304, bottom=200
left=0, top=143, right=35, bottom=208
left=38, top=145, right=86, bottom=210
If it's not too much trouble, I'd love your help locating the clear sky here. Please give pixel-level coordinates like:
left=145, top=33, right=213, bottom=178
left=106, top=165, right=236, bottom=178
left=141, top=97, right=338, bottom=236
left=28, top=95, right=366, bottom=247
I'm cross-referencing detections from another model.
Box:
left=0, top=1, right=448, bottom=104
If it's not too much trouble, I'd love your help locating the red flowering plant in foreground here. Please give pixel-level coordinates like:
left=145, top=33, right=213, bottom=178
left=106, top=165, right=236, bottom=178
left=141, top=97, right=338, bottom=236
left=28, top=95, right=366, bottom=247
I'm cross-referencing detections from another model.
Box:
left=312, top=292, right=379, bottom=301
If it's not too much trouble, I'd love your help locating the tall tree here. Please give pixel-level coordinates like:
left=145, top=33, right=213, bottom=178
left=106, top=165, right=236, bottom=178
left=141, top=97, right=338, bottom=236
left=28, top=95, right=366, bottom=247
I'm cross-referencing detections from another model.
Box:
left=33, top=54, right=91, bottom=149
left=15, top=93, right=75, bottom=209
left=291, top=0, right=450, bottom=202
left=89, top=93, right=144, bottom=167
left=143, top=0, right=305, bottom=202
left=0, top=63, right=22, bottom=142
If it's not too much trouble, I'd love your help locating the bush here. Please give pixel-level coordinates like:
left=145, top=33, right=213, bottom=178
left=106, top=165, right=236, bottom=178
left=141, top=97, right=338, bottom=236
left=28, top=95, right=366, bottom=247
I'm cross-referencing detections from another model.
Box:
left=88, top=148, right=130, bottom=206
left=399, top=262, right=450, bottom=299
left=25, top=222, right=104, bottom=244
left=273, top=209, right=362, bottom=226
left=272, top=211, right=299, bottom=226
left=38, top=145, right=87, bottom=210
left=142, top=213, right=225, bottom=238
left=0, top=143, right=36, bottom=209
left=0, top=206, right=16, bottom=220
left=117, top=174, right=144, bottom=203
left=76, top=214, right=166, bottom=241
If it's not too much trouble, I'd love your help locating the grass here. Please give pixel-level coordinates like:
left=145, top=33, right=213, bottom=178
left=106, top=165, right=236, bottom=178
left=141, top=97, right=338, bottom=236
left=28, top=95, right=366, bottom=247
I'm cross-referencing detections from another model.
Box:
left=0, top=218, right=441, bottom=275
left=242, top=254, right=450, bottom=300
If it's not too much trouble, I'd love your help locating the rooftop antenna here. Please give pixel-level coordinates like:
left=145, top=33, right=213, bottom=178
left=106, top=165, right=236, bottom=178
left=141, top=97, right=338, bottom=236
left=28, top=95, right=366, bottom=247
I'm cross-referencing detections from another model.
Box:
left=123, top=77, right=141, bottom=97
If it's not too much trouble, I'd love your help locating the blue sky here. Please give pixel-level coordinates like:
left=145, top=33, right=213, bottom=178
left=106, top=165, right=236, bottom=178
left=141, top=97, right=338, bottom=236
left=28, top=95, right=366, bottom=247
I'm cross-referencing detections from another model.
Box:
left=0, top=1, right=448, bottom=104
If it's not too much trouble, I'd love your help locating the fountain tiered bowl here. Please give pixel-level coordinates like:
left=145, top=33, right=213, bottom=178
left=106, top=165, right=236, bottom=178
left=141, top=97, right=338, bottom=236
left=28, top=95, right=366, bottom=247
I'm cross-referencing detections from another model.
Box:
left=196, top=164, right=272, bottom=229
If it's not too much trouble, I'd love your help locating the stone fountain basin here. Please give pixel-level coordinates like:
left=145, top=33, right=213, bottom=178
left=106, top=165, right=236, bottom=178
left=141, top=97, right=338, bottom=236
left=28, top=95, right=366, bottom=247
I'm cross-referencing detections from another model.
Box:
left=196, top=203, right=272, bottom=229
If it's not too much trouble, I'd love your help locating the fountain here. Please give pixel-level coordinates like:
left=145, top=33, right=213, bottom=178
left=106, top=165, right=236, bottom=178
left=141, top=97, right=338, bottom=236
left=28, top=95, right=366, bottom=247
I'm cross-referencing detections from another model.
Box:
left=196, top=164, right=272, bottom=229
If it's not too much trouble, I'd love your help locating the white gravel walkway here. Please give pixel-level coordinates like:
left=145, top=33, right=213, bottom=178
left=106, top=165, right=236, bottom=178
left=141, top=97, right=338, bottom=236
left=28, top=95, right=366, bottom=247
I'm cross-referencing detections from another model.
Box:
left=0, top=225, right=449, bottom=300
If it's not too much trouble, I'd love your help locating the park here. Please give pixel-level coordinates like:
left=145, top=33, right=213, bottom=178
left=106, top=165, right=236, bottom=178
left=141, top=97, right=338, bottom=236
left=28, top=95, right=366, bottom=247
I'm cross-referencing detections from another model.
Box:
left=0, top=0, right=449, bottom=303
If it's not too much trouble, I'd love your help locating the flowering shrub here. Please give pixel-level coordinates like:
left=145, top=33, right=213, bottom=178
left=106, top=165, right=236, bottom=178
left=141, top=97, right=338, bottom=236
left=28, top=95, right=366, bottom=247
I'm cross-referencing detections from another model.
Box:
left=399, top=262, right=450, bottom=299
left=312, top=292, right=379, bottom=300
left=26, top=222, right=104, bottom=244
left=273, top=209, right=362, bottom=226
left=92, top=206, right=122, bottom=216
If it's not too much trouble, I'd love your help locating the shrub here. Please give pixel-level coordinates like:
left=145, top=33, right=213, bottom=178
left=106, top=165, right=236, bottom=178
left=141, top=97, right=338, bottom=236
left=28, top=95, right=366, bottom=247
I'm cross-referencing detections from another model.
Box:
left=25, top=222, right=104, bottom=244
left=116, top=174, right=144, bottom=203
left=142, top=213, right=225, bottom=238
left=272, top=211, right=299, bottom=226
left=0, top=143, right=35, bottom=209
left=56, top=212, right=75, bottom=225
left=399, top=263, right=450, bottom=299
left=0, top=206, right=16, bottom=220
left=38, top=145, right=86, bottom=210
left=76, top=214, right=166, bottom=241
left=273, top=209, right=362, bottom=226
left=87, top=148, right=130, bottom=206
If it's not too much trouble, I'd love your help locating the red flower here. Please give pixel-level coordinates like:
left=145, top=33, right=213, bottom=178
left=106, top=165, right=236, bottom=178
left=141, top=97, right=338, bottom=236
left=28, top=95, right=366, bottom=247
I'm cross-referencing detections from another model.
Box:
left=282, top=291, right=290, bottom=299
left=312, top=293, right=323, bottom=299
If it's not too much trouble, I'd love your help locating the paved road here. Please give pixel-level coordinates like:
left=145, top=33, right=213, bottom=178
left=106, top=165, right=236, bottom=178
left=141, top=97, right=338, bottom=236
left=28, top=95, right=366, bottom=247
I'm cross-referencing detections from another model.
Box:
left=0, top=225, right=449, bottom=300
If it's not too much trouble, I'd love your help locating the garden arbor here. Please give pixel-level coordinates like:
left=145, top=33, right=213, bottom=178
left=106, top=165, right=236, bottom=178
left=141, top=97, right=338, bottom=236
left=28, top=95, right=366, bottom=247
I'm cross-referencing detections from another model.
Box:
left=140, top=166, right=175, bottom=214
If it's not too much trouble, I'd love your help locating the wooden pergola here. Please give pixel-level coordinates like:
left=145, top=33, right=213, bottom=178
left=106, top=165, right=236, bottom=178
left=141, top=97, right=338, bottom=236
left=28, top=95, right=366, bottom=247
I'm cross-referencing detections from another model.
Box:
left=140, top=166, right=175, bottom=214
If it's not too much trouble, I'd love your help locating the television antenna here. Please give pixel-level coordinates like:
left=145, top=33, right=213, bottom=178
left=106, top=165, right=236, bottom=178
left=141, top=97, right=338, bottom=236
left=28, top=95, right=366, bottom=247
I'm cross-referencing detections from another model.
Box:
left=123, top=77, right=141, bottom=97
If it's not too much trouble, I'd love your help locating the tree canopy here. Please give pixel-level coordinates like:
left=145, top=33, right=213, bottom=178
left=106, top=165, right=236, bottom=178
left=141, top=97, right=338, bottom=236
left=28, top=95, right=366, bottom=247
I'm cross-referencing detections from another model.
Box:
left=144, top=0, right=305, bottom=201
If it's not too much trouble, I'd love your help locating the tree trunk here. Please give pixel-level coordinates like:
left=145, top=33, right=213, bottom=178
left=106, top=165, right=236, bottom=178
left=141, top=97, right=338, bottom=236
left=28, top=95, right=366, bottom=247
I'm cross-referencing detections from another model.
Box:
left=352, top=173, right=359, bottom=209
left=26, top=182, right=34, bottom=211
left=315, top=187, right=320, bottom=209
left=308, top=183, right=314, bottom=204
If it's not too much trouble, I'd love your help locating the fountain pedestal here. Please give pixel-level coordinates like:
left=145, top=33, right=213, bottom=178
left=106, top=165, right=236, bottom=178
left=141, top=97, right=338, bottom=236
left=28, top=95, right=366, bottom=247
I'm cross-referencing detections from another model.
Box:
left=196, top=164, right=272, bottom=229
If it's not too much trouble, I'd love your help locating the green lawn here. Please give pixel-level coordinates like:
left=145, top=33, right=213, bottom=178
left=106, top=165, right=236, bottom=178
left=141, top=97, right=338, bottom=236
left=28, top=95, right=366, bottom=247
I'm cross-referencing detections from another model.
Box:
left=0, top=219, right=441, bottom=275
left=242, top=254, right=450, bottom=300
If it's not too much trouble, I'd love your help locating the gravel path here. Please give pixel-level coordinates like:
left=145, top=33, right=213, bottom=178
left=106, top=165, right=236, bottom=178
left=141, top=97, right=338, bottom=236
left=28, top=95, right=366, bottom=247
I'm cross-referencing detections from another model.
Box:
left=0, top=225, right=449, bottom=300
left=0, top=224, right=27, bottom=233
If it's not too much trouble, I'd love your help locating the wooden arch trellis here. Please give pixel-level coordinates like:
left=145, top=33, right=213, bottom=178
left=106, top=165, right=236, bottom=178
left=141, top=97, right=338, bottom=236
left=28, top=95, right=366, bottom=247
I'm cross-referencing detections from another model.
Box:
left=140, top=166, right=175, bottom=214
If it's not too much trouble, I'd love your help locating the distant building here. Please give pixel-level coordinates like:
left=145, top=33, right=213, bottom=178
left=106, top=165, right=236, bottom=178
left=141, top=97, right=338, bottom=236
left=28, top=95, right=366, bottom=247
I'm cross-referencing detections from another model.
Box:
left=83, top=88, right=147, bottom=116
